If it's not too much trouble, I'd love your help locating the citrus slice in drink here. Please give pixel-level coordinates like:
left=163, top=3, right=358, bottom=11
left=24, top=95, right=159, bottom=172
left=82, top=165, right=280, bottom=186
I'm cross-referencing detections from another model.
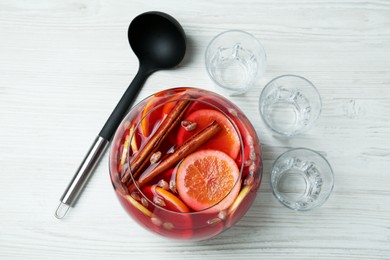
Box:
left=140, top=95, right=175, bottom=137
left=226, top=184, right=256, bottom=228
left=140, top=97, right=160, bottom=137
left=161, top=96, right=181, bottom=118
left=118, top=123, right=140, bottom=173
left=122, top=194, right=152, bottom=217
left=140, top=92, right=187, bottom=137
left=177, top=109, right=241, bottom=159
left=142, top=186, right=190, bottom=213
left=176, top=149, right=241, bottom=213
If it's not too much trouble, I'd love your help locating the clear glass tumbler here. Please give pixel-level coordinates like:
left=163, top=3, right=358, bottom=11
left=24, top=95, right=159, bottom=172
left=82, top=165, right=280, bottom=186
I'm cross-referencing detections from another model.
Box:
left=270, top=148, right=334, bottom=211
left=259, top=75, right=322, bottom=136
left=205, top=30, right=267, bottom=96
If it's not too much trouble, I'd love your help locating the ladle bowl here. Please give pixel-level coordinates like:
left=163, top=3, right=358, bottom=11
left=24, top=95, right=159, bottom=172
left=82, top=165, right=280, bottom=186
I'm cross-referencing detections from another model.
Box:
left=129, top=11, right=186, bottom=72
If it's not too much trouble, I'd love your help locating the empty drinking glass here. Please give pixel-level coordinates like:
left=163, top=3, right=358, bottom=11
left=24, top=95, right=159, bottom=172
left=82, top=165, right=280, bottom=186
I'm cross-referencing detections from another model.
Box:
left=259, top=75, right=321, bottom=136
left=205, top=30, right=267, bottom=96
left=270, top=148, right=334, bottom=211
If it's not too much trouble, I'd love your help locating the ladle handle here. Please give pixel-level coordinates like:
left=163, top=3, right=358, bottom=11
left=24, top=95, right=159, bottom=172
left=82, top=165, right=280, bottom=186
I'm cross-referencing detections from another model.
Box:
left=56, top=67, right=149, bottom=219
left=55, top=136, right=109, bottom=219
left=99, top=67, right=149, bottom=140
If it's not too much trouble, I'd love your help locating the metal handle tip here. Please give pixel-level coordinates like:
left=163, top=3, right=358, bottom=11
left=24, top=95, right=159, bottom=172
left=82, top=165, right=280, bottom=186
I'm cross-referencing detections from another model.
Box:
left=55, top=202, right=71, bottom=219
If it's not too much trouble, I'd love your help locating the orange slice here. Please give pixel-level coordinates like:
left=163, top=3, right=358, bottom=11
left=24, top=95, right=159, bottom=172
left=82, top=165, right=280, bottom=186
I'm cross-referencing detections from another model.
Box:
left=155, top=187, right=190, bottom=212
left=140, top=97, right=161, bottom=137
left=123, top=194, right=152, bottom=217
left=226, top=185, right=255, bottom=228
left=228, top=185, right=252, bottom=215
left=161, top=96, right=179, bottom=118
left=176, top=150, right=241, bottom=213
left=140, top=95, right=180, bottom=137
left=142, top=186, right=190, bottom=213
left=177, top=109, right=240, bottom=159
left=118, top=124, right=139, bottom=173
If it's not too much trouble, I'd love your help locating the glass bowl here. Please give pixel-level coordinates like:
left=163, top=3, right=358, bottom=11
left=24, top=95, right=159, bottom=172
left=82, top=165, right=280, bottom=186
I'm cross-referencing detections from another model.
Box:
left=109, top=87, right=262, bottom=240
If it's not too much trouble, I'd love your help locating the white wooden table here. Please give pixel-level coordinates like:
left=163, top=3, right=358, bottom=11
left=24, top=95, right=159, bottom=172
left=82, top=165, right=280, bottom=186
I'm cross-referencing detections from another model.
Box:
left=1, top=1, right=389, bottom=259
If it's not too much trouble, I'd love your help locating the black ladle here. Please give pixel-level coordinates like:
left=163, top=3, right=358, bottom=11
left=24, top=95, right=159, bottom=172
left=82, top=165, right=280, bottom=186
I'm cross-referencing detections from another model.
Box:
left=55, top=11, right=186, bottom=219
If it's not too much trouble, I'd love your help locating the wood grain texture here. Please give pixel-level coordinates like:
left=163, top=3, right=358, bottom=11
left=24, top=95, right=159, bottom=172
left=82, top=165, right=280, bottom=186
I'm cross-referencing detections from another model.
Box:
left=0, top=0, right=389, bottom=259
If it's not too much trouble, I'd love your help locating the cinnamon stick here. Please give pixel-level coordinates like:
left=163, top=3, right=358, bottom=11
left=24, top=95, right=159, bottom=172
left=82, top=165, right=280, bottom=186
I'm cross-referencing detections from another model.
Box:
left=121, top=95, right=191, bottom=183
left=137, top=120, right=222, bottom=188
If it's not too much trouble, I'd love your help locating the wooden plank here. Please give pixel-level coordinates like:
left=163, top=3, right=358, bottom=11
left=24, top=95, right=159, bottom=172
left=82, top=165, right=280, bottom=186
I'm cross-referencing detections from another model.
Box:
left=0, top=0, right=389, bottom=259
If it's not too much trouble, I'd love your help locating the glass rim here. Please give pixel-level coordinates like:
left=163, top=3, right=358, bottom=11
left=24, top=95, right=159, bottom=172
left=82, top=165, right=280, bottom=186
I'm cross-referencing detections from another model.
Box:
left=124, top=91, right=246, bottom=215
left=270, top=147, right=334, bottom=211
left=205, top=29, right=267, bottom=55
left=259, top=74, right=322, bottom=136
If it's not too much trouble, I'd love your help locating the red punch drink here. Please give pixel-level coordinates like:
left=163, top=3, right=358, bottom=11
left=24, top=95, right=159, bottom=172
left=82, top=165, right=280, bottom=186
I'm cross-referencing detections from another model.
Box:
left=109, top=87, right=262, bottom=240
